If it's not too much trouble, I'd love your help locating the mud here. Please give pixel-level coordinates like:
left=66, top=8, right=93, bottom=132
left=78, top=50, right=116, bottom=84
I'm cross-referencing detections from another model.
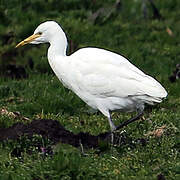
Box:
left=0, top=119, right=109, bottom=148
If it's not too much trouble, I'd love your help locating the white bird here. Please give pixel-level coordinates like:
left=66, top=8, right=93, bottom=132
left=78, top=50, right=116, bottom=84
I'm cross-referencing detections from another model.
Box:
left=16, top=21, right=167, bottom=132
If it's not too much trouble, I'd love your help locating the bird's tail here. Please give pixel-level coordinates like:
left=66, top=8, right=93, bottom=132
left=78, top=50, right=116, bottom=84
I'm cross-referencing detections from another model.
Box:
left=140, top=76, right=168, bottom=104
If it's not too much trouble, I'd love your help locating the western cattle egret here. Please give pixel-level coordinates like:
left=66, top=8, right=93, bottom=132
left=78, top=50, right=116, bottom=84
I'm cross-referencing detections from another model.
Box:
left=16, top=21, right=167, bottom=132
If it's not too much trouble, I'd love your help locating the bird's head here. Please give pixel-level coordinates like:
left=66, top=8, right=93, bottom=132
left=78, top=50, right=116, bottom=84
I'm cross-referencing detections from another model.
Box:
left=16, top=21, right=64, bottom=48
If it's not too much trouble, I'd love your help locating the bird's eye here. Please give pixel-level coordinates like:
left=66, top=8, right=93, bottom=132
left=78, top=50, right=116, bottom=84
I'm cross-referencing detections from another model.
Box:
left=37, top=32, right=42, bottom=35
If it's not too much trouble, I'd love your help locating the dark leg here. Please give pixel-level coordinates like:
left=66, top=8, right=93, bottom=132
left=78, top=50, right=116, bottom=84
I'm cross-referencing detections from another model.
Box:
left=115, top=111, right=144, bottom=131
left=104, top=111, right=143, bottom=143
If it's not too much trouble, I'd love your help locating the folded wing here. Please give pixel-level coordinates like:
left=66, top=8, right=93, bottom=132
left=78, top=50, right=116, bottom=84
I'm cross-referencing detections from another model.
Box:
left=70, top=48, right=167, bottom=103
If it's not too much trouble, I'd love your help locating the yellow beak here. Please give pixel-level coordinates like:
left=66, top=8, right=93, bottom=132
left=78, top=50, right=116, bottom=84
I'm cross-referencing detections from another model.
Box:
left=15, top=34, right=41, bottom=48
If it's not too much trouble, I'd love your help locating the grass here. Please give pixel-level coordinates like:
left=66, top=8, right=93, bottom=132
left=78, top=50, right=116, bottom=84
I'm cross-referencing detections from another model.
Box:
left=0, top=0, right=180, bottom=179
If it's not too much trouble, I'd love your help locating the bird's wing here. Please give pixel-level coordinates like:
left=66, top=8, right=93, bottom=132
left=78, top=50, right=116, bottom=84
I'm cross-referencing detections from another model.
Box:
left=69, top=48, right=166, bottom=99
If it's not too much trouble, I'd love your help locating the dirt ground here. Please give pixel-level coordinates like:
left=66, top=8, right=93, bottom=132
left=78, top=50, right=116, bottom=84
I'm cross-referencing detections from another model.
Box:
left=0, top=119, right=111, bottom=148
left=0, top=118, right=148, bottom=155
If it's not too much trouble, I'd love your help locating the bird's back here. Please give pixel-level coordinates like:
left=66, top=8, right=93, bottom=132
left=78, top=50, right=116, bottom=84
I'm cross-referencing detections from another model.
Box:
left=67, top=47, right=167, bottom=111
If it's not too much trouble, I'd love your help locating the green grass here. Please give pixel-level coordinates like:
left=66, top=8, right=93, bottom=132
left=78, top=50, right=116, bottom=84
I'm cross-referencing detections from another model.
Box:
left=0, top=0, right=180, bottom=179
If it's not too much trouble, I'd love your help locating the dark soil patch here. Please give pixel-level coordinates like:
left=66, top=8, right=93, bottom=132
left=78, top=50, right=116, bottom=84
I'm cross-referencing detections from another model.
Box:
left=0, top=119, right=109, bottom=148
left=0, top=119, right=147, bottom=153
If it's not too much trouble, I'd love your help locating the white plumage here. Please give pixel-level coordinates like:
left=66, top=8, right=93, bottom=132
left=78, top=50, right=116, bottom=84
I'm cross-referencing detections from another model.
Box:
left=16, top=21, right=167, bottom=131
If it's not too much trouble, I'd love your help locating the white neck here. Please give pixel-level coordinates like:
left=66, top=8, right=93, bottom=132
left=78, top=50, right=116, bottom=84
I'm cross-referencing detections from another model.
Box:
left=47, top=30, right=68, bottom=60
left=47, top=30, right=70, bottom=89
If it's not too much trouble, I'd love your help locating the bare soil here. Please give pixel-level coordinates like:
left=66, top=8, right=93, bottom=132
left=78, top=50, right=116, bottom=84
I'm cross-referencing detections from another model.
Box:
left=0, top=119, right=109, bottom=148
